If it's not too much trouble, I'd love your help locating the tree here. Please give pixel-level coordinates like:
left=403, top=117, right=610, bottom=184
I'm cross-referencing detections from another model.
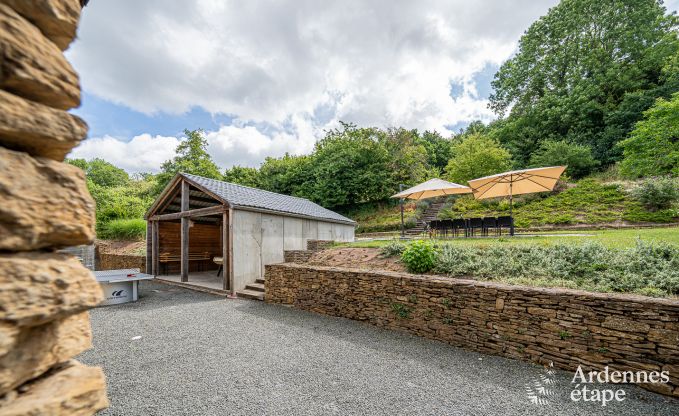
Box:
left=380, top=128, right=436, bottom=186
left=489, top=0, right=679, bottom=165
left=257, top=154, right=313, bottom=197
left=223, top=165, right=260, bottom=188
left=67, top=158, right=129, bottom=188
left=529, top=140, right=598, bottom=179
left=307, top=123, right=393, bottom=208
left=444, top=133, right=512, bottom=183
left=154, top=129, right=222, bottom=194
left=618, top=93, right=679, bottom=178
left=416, top=130, right=454, bottom=172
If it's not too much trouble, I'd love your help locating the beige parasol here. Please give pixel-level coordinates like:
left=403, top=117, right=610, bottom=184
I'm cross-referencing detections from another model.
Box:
left=391, top=178, right=472, bottom=200
left=467, top=166, right=567, bottom=235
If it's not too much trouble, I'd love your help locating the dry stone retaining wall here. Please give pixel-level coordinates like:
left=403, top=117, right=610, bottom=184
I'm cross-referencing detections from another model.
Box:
left=96, top=252, right=146, bottom=273
left=0, top=1, right=108, bottom=414
left=306, top=239, right=333, bottom=251
left=283, top=250, right=314, bottom=264
left=265, top=263, right=679, bottom=398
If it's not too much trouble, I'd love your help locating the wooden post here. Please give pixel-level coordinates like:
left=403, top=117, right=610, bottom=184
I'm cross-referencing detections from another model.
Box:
left=222, top=210, right=228, bottom=291
left=152, top=221, right=159, bottom=276
left=180, top=180, right=190, bottom=282
left=227, top=207, right=234, bottom=295
left=145, top=221, right=152, bottom=273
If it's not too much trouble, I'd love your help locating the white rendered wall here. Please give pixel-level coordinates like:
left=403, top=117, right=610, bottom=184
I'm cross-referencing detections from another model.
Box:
left=232, top=209, right=355, bottom=292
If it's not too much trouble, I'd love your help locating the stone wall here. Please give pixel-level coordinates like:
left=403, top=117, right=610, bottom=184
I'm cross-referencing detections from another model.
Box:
left=283, top=239, right=334, bottom=263
left=0, top=1, right=108, bottom=414
left=96, top=252, right=146, bottom=273
left=283, top=250, right=313, bottom=264
left=306, top=239, right=333, bottom=251
left=265, top=263, right=679, bottom=397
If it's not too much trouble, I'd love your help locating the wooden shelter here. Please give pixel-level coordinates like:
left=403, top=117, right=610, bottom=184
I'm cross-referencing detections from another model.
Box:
left=144, top=173, right=355, bottom=296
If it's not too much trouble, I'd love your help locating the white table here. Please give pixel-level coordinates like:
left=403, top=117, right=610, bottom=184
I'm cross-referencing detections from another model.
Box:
left=93, top=269, right=154, bottom=306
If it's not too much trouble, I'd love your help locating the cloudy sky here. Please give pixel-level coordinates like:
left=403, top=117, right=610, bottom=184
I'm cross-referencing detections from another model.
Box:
left=67, top=0, right=679, bottom=173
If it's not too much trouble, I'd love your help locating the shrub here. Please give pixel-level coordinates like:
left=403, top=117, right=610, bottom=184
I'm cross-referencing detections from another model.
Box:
left=630, top=177, right=679, bottom=211
left=401, top=240, right=437, bottom=273
left=380, top=240, right=406, bottom=257
left=100, top=218, right=147, bottom=240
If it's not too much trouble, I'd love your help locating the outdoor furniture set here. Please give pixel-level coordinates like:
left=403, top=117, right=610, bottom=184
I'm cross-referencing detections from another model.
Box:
left=426, top=216, right=514, bottom=238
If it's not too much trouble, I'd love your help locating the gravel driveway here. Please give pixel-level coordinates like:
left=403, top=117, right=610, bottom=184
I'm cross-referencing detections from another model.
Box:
left=79, top=281, right=678, bottom=416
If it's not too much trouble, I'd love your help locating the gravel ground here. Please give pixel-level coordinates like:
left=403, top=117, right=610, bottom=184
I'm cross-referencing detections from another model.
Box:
left=80, top=281, right=678, bottom=416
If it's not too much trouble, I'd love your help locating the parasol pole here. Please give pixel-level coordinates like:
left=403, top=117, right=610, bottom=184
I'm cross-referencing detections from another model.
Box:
left=399, top=184, right=405, bottom=238
left=509, top=181, right=514, bottom=236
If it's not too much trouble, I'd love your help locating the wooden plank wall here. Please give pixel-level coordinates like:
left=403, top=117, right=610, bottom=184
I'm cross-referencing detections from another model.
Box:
left=158, top=221, right=222, bottom=274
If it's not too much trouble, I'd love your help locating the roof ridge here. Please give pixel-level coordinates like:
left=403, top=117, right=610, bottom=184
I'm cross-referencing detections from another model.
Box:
left=181, top=172, right=315, bottom=203
left=180, top=172, right=355, bottom=224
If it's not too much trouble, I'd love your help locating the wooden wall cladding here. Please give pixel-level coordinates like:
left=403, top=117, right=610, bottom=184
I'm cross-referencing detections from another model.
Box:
left=158, top=221, right=222, bottom=273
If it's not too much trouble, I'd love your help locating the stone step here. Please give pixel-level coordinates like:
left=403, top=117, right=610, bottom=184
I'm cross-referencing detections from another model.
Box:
left=245, top=282, right=265, bottom=292
left=255, top=278, right=265, bottom=284
left=237, top=289, right=264, bottom=301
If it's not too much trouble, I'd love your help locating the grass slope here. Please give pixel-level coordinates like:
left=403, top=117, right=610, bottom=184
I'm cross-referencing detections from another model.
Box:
left=439, top=179, right=677, bottom=227
left=344, top=227, right=679, bottom=249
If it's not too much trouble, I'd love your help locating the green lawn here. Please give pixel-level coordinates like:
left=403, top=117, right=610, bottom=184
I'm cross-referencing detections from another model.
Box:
left=344, top=227, right=679, bottom=249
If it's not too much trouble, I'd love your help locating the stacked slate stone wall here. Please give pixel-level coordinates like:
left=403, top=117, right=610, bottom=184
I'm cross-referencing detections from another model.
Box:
left=96, top=252, right=146, bottom=273
left=306, top=239, right=333, bottom=251
left=283, top=250, right=313, bottom=264
left=265, top=263, right=679, bottom=397
left=0, top=1, right=108, bottom=414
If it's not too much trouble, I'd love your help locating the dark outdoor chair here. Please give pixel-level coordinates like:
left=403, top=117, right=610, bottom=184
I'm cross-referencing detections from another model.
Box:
left=468, top=217, right=483, bottom=237
left=440, top=219, right=453, bottom=238
left=497, top=216, right=513, bottom=236
left=482, top=217, right=498, bottom=236
left=451, top=218, right=467, bottom=237
left=428, top=220, right=440, bottom=238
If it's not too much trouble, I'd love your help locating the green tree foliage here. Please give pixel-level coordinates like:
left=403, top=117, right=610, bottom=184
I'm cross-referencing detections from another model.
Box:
left=68, top=158, right=129, bottom=187
left=444, top=133, right=512, bottom=183
left=380, top=128, right=437, bottom=187
left=529, top=140, right=598, bottom=179
left=223, top=165, right=260, bottom=187
left=257, top=154, right=313, bottom=197
left=88, top=177, right=156, bottom=229
left=490, top=0, right=679, bottom=166
left=305, top=124, right=394, bottom=208
left=154, top=129, right=222, bottom=194
left=417, top=131, right=454, bottom=171
left=619, top=93, right=679, bottom=178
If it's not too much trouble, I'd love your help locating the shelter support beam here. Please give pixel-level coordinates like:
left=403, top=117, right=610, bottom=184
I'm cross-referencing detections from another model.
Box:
left=222, top=211, right=228, bottom=291
left=149, top=205, right=226, bottom=221
left=181, top=180, right=190, bottom=282
left=152, top=220, right=159, bottom=275
left=227, top=207, right=234, bottom=295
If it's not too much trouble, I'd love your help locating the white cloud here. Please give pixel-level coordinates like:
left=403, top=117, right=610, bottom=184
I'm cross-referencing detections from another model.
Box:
left=70, top=134, right=180, bottom=173
left=70, top=122, right=315, bottom=173
left=68, top=0, right=564, bottom=171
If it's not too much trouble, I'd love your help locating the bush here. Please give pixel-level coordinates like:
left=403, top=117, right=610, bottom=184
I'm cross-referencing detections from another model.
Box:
left=100, top=218, right=147, bottom=240
left=380, top=240, right=406, bottom=257
left=630, top=177, right=679, bottom=211
left=529, top=140, right=598, bottom=179
left=401, top=240, right=437, bottom=273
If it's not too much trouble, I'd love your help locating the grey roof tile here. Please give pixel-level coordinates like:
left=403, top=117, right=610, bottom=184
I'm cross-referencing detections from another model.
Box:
left=182, top=173, right=355, bottom=224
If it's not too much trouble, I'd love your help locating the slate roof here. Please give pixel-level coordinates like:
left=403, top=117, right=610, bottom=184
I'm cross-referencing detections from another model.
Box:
left=182, top=173, right=355, bottom=224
